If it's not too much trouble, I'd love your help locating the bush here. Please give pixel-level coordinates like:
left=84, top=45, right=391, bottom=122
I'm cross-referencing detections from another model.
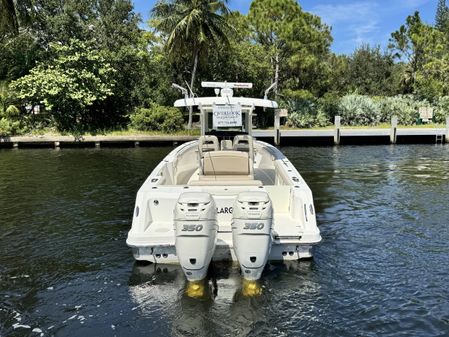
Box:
left=0, top=104, right=26, bottom=136
left=318, top=93, right=341, bottom=120
left=377, top=95, right=422, bottom=125
left=435, top=96, right=449, bottom=123
left=285, top=97, right=331, bottom=128
left=3, top=105, right=20, bottom=118
left=0, top=118, right=20, bottom=136
left=11, top=39, right=116, bottom=131
left=338, top=94, right=381, bottom=126
left=129, top=104, right=184, bottom=132
left=287, top=111, right=315, bottom=128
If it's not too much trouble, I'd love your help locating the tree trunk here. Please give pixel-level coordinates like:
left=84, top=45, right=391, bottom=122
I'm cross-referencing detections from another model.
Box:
left=1, top=0, right=19, bottom=35
left=274, top=51, right=279, bottom=99
left=188, top=50, right=199, bottom=130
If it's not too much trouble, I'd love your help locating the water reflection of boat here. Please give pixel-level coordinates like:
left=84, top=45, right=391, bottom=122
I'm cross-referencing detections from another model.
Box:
left=127, top=81, right=321, bottom=283
left=128, top=260, right=319, bottom=336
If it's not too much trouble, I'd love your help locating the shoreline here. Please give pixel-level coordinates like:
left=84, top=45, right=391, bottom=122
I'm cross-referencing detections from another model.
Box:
left=1, top=126, right=448, bottom=148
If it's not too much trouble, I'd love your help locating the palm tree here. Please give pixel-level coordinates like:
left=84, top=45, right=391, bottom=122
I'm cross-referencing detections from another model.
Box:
left=152, top=0, right=231, bottom=129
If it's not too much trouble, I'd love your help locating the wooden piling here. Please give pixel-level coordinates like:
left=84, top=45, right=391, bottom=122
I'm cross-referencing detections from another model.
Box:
left=390, top=116, right=398, bottom=144
left=274, top=109, right=281, bottom=146
left=446, top=117, right=449, bottom=143
left=334, top=116, right=341, bottom=145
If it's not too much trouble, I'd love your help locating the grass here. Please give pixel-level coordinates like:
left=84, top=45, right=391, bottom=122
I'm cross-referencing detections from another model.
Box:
left=24, top=127, right=201, bottom=137
left=280, top=123, right=445, bottom=130
left=17, top=123, right=446, bottom=138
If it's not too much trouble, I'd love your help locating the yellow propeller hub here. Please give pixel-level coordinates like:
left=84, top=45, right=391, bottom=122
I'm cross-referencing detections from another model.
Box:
left=185, top=280, right=206, bottom=298
left=242, top=279, right=262, bottom=297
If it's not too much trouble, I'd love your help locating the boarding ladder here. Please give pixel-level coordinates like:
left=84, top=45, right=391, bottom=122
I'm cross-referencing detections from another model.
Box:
left=436, top=131, right=444, bottom=144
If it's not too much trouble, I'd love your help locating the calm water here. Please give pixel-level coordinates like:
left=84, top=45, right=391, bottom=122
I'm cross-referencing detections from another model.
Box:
left=1, top=145, right=449, bottom=337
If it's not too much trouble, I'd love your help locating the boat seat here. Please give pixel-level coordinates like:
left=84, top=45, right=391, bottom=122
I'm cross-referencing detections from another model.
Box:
left=189, top=179, right=262, bottom=186
left=202, top=151, right=250, bottom=176
left=233, top=135, right=255, bottom=167
left=233, top=135, right=253, bottom=152
left=220, top=139, right=233, bottom=150
left=198, top=135, right=219, bottom=156
left=189, top=150, right=260, bottom=186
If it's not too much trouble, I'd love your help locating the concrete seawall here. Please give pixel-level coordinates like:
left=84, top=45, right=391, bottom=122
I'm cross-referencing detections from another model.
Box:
left=0, top=128, right=447, bottom=149
left=0, top=135, right=197, bottom=149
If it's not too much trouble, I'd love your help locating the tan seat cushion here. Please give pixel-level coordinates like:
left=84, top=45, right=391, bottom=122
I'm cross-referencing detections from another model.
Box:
left=203, top=151, right=249, bottom=176
left=189, top=179, right=262, bottom=186
left=199, top=174, right=253, bottom=181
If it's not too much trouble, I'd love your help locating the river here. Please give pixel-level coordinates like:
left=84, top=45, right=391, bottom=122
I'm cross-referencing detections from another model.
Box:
left=1, top=145, right=449, bottom=336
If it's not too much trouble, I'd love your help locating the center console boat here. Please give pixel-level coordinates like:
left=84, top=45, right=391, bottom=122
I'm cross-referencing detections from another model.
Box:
left=126, top=82, right=321, bottom=282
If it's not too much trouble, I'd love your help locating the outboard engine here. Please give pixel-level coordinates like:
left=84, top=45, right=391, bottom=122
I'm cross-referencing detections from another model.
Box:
left=174, top=192, right=217, bottom=282
left=232, top=191, right=273, bottom=280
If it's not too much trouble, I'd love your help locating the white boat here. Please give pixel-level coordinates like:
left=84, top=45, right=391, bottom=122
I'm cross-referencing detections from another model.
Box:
left=126, top=82, right=321, bottom=282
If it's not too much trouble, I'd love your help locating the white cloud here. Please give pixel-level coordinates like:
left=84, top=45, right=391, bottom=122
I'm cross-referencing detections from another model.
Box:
left=311, top=2, right=377, bottom=25
left=309, top=1, right=381, bottom=48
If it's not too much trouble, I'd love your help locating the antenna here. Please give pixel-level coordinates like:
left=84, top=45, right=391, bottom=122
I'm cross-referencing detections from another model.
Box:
left=172, top=83, right=188, bottom=96
left=264, top=82, right=277, bottom=100
left=184, top=80, right=196, bottom=98
left=201, top=82, right=253, bottom=89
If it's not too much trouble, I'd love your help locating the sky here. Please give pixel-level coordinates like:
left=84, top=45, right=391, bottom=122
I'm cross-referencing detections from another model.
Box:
left=132, top=0, right=437, bottom=55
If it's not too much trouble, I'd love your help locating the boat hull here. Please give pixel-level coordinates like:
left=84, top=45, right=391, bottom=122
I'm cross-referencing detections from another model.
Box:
left=126, top=140, right=321, bottom=269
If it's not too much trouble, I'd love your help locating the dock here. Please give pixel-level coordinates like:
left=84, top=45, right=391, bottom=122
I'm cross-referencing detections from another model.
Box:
left=0, top=135, right=197, bottom=149
left=253, top=127, right=448, bottom=145
left=1, top=115, right=448, bottom=149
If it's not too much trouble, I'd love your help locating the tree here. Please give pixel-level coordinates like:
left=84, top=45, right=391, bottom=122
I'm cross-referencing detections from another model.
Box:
left=325, top=54, right=350, bottom=95
left=389, top=11, right=447, bottom=97
left=436, top=0, right=449, bottom=32
left=151, top=0, right=231, bottom=129
left=248, top=0, right=332, bottom=98
left=249, top=0, right=299, bottom=97
left=0, top=0, right=18, bottom=37
left=414, top=30, right=449, bottom=99
left=11, top=39, right=116, bottom=131
left=389, top=12, right=429, bottom=93
left=346, top=44, right=398, bottom=96
left=200, top=12, right=272, bottom=98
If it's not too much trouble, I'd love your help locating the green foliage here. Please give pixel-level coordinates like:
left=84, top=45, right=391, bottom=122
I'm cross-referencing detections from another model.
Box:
left=151, top=0, right=231, bottom=128
left=0, top=81, right=11, bottom=113
left=3, top=0, right=449, bottom=134
left=0, top=0, right=18, bottom=37
left=11, top=39, right=116, bottom=130
left=287, top=112, right=315, bottom=128
left=347, top=45, right=397, bottom=96
left=129, top=104, right=184, bottom=132
left=0, top=32, right=42, bottom=81
left=338, top=95, right=381, bottom=126
left=0, top=117, right=19, bottom=136
left=415, top=43, right=449, bottom=99
left=318, top=93, right=341, bottom=119
left=378, top=95, right=422, bottom=125
left=248, top=0, right=332, bottom=96
left=0, top=103, right=22, bottom=136
left=151, top=0, right=231, bottom=85
left=435, top=96, right=449, bottom=123
left=200, top=12, right=272, bottom=98
left=436, top=0, right=449, bottom=32
left=285, top=97, right=331, bottom=128
left=389, top=11, right=448, bottom=98
left=4, top=104, right=20, bottom=118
